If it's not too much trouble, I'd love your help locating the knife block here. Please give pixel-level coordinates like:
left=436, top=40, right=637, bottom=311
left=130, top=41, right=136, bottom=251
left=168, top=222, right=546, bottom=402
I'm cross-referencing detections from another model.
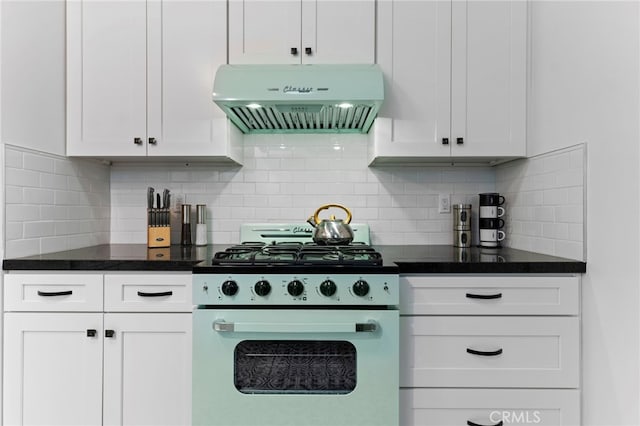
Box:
left=147, top=208, right=171, bottom=248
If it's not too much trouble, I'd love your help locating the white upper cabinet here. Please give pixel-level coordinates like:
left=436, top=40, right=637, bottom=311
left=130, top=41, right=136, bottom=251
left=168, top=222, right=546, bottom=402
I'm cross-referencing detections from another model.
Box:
left=450, top=0, right=527, bottom=158
left=67, top=0, right=242, bottom=163
left=371, top=0, right=452, bottom=160
left=229, top=0, right=375, bottom=64
left=67, top=0, right=147, bottom=157
left=369, top=0, right=527, bottom=164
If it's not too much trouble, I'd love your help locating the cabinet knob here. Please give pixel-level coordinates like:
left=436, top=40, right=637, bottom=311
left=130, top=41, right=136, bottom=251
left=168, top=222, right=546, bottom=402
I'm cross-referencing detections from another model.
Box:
left=290, top=47, right=298, bottom=55
left=457, top=137, right=464, bottom=145
left=134, top=137, right=143, bottom=145
left=148, top=137, right=157, bottom=145
left=105, top=330, right=115, bottom=338
left=442, top=137, right=449, bottom=145
left=305, top=47, right=312, bottom=55
left=86, top=329, right=97, bottom=337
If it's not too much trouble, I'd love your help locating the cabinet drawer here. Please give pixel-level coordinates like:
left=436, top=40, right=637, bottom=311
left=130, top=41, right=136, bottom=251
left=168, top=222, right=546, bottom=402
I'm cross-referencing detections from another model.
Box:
left=401, top=275, right=579, bottom=315
left=104, top=274, right=192, bottom=312
left=4, top=273, right=103, bottom=312
left=400, top=316, right=579, bottom=388
left=401, top=389, right=580, bottom=426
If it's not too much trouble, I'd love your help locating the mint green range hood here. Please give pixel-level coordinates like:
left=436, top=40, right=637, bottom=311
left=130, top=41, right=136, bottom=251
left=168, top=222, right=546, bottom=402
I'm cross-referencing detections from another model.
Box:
left=212, top=64, right=384, bottom=134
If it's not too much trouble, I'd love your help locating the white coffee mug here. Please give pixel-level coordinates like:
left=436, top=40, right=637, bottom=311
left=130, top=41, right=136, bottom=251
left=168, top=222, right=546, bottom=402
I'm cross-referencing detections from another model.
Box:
left=479, top=228, right=506, bottom=243
left=479, top=205, right=505, bottom=218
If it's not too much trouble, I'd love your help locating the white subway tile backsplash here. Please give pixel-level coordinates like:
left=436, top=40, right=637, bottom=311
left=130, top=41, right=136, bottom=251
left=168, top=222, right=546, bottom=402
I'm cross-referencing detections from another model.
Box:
left=6, top=139, right=584, bottom=257
left=5, top=148, right=23, bottom=168
left=39, top=173, right=68, bottom=190
left=542, top=223, right=569, bottom=240
left=24, top=221, right=55, bottom=238
left=496, top=144, right=585, bottom=260
left=4, top=146, right=110, bottom=257
left=40, top=236, right=70, bottom=254
left=110, top=137, right=495, bottom=245
left=40, top=206, right=68, bottom=221
left=5, top=186, right=23, bottom=204
left=5, top=222, right=24, bottom=240
left=543, top=188, right=568, bottom=205
left=6, top=239, right=41, bottom=258
left=6, top=204, right=41, bottom=222
left=24, top=153, right=55, bottom=173
left=23, top=188, right=55, bottom=205
left=6, top=168, right=41, bottom=188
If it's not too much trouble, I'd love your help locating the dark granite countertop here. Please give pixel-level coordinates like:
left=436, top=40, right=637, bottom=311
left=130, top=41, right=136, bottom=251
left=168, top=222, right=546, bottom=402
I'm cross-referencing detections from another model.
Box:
left=2, top=244, right=586, bottom=274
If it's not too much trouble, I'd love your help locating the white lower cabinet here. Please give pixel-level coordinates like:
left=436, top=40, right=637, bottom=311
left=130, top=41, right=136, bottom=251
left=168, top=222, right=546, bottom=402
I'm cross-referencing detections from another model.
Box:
left=400, top=275, right=581, bottom=426
left=401, top=316, right=579, bottom=388
left=401, top=389, right=580, bottom=426
left=3, top=313, right=104, bottom=426
left=3, top=272, right=192, bottom=426
left=103, top=313, right=192, bottom=426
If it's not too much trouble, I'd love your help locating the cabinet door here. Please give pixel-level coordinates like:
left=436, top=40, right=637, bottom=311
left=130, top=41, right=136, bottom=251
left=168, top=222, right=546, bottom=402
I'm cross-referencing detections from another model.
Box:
left=103, top=313, right=192, bottom=426
left=450, top=0, right=527, bottom=157
left=229, top=0, right=302, bottom=64
left=301, top=0, right=375, bottom=64
left=146, top=0, right=231, bottom=157
left=401, top=389, right=580, bottom=426
left=369, top=0, right=452, bottom=161
left=3, top=313, right=103, bottom=426
left=67, top=0, right=147, bottom=156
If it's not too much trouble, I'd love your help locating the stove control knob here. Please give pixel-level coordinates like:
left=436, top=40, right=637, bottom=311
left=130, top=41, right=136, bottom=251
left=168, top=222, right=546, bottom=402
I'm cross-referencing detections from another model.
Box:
left=320, top=280, right=337, bottom=297
left=352, top=280, right=370, bottom=297
left=287, top=280, right=304, bottom=297
left=221, top=280, right=238, bottom=296
left=254, top=280, right=271, bottom=297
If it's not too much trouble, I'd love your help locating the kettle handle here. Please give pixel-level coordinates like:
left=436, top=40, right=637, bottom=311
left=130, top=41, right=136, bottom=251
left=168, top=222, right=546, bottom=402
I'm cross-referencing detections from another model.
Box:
left=313, top=204, right=352, bottom=225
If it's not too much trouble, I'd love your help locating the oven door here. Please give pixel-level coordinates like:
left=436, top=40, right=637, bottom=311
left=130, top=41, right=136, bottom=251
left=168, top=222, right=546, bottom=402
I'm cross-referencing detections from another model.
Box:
left=193, top=309, right=399, bottom=426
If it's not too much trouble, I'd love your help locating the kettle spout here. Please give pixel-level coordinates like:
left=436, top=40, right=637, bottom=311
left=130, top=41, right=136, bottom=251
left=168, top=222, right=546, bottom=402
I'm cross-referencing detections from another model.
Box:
left=306, top=216, right=317, bottom=228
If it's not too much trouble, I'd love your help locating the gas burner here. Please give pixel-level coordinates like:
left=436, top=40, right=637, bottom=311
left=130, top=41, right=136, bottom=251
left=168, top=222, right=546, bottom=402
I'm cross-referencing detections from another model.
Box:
left=212, top=243, right=383, bottom=266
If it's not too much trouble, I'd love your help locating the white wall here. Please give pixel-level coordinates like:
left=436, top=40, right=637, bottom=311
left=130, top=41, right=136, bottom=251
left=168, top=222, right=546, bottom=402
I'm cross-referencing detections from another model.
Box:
left=0, top=0, right=66, bottom=156
left=110, top=134, right=496, bottom=246
left=528, top=2, right=640, bottom=424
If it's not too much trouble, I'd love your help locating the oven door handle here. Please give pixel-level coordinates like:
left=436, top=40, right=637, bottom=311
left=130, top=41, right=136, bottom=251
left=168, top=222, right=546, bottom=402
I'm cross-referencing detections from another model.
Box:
left=212, top=320, right=378, bottom=334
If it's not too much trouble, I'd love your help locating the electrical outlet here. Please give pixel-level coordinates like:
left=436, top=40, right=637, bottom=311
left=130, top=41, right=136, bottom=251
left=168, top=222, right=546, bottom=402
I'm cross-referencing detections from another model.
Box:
left=438, top=194, right=451, bottom=213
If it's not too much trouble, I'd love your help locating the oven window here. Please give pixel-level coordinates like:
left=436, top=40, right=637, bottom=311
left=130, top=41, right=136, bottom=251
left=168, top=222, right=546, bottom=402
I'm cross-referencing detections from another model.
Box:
left=234, top=340, right=356, bottom=394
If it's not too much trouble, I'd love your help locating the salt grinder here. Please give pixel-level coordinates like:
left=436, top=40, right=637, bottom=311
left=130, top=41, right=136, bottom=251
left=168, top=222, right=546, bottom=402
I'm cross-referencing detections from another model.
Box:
left=181, top=204, right=192, bottom=246
left=195, top=204, right=207, bottom=246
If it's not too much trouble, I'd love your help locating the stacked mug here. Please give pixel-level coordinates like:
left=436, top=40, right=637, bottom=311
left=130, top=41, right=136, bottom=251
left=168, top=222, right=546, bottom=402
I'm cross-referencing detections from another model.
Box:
left=479, top=193, right=506, bottom=248
left=453, top=204, right=472, bottom=248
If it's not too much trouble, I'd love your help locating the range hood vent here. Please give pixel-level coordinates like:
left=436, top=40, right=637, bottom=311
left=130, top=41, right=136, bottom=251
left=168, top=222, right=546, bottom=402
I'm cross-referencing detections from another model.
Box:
left=212, top=64, right=384, bottom=134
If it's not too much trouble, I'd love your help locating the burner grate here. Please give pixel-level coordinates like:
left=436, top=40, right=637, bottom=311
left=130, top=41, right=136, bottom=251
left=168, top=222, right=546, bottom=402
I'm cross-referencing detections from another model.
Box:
left=212, top=243, right=383, bottom=266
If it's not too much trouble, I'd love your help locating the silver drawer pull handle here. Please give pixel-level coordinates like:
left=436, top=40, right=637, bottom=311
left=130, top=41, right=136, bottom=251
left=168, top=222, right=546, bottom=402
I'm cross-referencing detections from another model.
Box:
left=212, top=320, right=377, bottom=334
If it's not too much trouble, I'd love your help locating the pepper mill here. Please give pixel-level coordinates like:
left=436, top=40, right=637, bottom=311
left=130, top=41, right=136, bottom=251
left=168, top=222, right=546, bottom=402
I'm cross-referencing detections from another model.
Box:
left=181, top=204, right=192, bottom=246
left=195, top=204, right=207, bottom=246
